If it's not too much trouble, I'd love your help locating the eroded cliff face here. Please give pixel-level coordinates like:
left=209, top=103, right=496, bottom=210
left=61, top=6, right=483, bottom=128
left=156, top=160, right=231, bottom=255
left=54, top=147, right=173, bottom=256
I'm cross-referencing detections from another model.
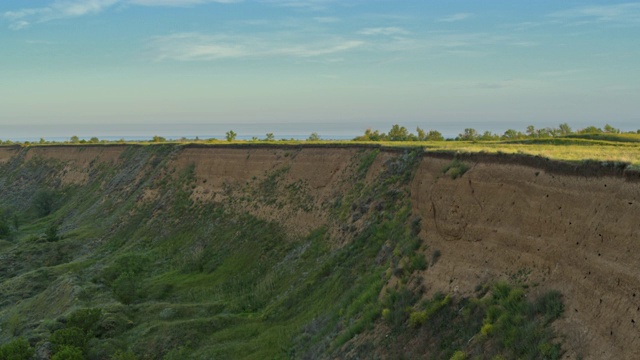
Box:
left=0, top=144, right=638, bottom=358
left=412, top=157, right=640, bottom=359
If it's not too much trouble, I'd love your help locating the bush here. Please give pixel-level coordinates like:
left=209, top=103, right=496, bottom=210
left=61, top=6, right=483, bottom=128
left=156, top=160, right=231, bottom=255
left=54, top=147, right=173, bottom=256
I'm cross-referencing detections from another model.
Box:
left=442, top=159, right=470, bottom=179
left=450, top=350, right=466, bottom=360
left=33, top=190, right=58, bottom=217
left=411, top=253, right=427, bottom=271
left=112, top=272, right=140, bottom=305
left=50, top=327, right=87, bottom=351
left=0, top=338, right=34, bottom=360
left=408, top=311, right=428, bottom=328
left=431, top=250, right=441, bottom=265
left=46, top=224, right=60, bottom=242
left=52, top=345, right=84, bottom=360
left=111, top=350, right=137, bottom=360
left=0, top=219, right=11, bottom=238
left=67, top=308, right=102, bottom=334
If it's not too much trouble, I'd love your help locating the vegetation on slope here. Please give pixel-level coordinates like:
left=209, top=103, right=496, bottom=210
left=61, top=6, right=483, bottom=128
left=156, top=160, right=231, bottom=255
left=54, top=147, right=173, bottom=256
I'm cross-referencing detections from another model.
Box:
left=0, top=145, right=565, bottom=359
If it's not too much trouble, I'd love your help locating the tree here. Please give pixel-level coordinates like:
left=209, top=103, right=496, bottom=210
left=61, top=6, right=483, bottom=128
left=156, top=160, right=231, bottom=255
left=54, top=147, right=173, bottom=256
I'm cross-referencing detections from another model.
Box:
left=152, top=135, right=166, bottom=143
left=0, top=338, right=34, bottom=360
left=426, top=130, right=444, bottom=141
left=479, top=131, right=498, bottom=141
left=526, top=125, right=536, bottom=137
left=388, top=124, right=409, bottom=141
left=604, top=124, right=620, bottom=134
left=89, top=137, right=100, bottom=144
left=459, top=128, right=478, bottom=141
left=557, top=123, right=572, bottom=136
left=354, top=128, right=384, bottom=141
left=416, top=127, right=427, bottom=141
left=225, top=130, right=237, bottom=142
left=578, top=126, right=602, bottom=134
left=264, top=133, right=275, bottom=141
left=503, top=129, right=518, bottom=140
left=307, top=132, right=321, bottom=141
left=33, top=189, right=57, bottom=217
left=70, top=135, right=80, bottom=144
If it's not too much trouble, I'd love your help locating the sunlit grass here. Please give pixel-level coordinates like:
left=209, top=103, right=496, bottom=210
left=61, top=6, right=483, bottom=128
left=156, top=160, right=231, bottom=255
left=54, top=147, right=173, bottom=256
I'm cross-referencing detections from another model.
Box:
left=6, top=134, right=640, bottom=167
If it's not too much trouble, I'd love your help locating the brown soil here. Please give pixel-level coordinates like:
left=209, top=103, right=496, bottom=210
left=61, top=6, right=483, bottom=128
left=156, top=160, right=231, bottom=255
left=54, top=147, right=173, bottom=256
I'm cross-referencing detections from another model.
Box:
left=413, top=155, right=640, bottom=359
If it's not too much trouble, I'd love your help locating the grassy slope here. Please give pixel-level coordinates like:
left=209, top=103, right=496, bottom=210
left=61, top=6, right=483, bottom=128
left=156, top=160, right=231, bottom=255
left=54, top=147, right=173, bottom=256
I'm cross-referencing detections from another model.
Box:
left=0, top=145, right=565, bottom=359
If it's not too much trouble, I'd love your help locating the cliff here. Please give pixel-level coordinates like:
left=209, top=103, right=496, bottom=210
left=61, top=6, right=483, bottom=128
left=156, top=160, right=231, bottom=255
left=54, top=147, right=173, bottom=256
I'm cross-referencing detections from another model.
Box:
left=0, top=144, right=637, bottom=359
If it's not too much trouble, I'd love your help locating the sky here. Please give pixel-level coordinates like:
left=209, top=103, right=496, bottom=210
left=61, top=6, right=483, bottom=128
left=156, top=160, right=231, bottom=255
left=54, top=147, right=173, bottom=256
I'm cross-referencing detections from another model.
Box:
left=1, top=0, right=640, bottom=139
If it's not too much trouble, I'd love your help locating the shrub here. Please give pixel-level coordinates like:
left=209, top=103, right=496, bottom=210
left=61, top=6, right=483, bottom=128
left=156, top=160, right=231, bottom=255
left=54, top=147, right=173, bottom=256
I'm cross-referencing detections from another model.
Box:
left=33, top=189, right=58, bottom=217
left=408, top=311, right=428, bottom=328
left=52, top=345, right=84, bottom=360
left=46, top=224, right=60, bottom=242
left=113, top=272, right=140, bottom=305
left=50, top=327, right=87, bottom=351
left=0, top=223, right=10, bottom=239
left=481, top=323, right=494, bottom=336
left=411, top=253, right=427, bottom=271
left=381, top=308, right=391, bottom=321
left=67, top=308, right=102, bottom=334
left=431, top=250, right=441, bottom=265
left=450, top=350, right=466, bottom=360
left=111, top=350, right=137, bottom=360
left=0, top=338, right=34, bottom=360
left=442, top=159, right=470, bottom=179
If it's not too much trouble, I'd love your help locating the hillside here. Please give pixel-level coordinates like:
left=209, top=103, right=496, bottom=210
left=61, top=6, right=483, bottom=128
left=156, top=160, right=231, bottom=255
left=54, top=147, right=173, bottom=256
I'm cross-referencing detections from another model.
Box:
left=0, top=144, right=638, bottom=359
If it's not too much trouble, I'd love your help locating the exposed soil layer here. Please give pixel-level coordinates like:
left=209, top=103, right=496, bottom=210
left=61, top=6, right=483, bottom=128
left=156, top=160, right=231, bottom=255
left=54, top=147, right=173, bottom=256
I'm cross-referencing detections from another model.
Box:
left=413, top=156, right=640, bottom=359
left=1, top=144, right=638, bottom=358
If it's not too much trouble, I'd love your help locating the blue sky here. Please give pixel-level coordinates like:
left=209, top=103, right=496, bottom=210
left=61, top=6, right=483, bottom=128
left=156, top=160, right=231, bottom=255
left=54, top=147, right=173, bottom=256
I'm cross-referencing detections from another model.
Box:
left=1, top=0, right=639, bottom=139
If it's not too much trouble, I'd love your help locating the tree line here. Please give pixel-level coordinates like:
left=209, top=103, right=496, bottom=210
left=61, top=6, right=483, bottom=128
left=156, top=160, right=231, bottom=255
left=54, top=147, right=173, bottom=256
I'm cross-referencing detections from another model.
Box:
left=353, top=123, right=640, bottom=142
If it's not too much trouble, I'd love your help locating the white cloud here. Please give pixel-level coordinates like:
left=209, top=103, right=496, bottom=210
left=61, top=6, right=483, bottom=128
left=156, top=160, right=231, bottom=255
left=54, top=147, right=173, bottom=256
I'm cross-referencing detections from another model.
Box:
left=313, top=16, right=339, bottom=23
left=131, top=0, right=240, bottom=6
left=149, top=32, right=364, bottom=61
left=2, top=0, right=239, bottom=29
left=262, top=0, right=337, bottom=11
left=357, top=27, right=409, bottom=36
left=437, top=13, right=473, bottom=22
left=549, top=3, right=640, bottom=24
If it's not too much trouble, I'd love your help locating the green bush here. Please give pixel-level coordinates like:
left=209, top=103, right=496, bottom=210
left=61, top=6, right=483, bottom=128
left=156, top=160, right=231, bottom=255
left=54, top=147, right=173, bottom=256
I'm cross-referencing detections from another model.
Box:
left=0, top=338, right=34, bottom=360
left=46, top=224, right=60, bottom=242
left=50, top=327, right=87, bottom=352
left=408, top=311, right=428, bottom=328
left=442, top=159, right=470, bottom=179
left=450, top=351, right=466, bottom=360
left=113, top=272, right=140, bottom=305
left=0, top=219, right=11, bottom=238
left=67, top=308, right=102, bottom=334
left=52, top=345, right=84, bottom=360
left=33, top=189, right=58, bottom=217
left=111, top=350, right=137, bottom=360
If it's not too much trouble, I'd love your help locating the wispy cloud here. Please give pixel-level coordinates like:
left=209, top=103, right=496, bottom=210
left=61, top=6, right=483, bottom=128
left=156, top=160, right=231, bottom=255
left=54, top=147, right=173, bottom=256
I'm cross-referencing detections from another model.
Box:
left=357, top=27, right=409, bottom=36
left=261, top=0, right=338, bottom=11
left=548, top=3, right=640, bottom=25
left=313, top=16, right=340, bottom=23
left=2, top=0, right=239, bottom=29
left=437, top=13, right=473, bottom=22
left=148, top=32, right=364, bottom=61
left=132, top=0, right=240, bottom=5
